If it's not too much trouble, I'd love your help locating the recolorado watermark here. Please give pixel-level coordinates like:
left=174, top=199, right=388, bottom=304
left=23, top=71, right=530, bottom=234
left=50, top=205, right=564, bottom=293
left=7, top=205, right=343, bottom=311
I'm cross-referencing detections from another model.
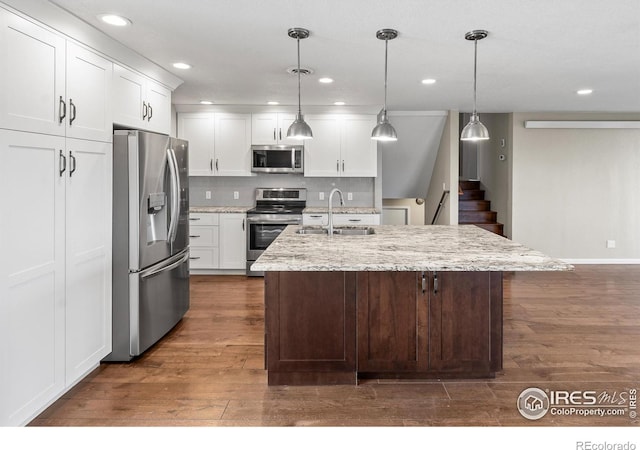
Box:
left=576, top=442, right=636, bottom=450
left=517, top=387, right=637, bottom=421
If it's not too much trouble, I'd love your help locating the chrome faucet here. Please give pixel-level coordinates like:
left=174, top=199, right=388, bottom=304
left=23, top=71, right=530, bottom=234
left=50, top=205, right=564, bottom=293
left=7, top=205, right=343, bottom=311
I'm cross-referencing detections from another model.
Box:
left=327, top=188, right=345, bottom=236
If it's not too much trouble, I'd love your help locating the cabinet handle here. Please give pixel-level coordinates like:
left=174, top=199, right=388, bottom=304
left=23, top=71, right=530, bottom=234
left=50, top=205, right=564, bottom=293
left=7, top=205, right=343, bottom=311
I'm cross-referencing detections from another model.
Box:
left=215, top=159, right=219, bottom=172
left=433, top=272, right=438, bottom=294
left=58, top=96, right=66, bottom=124
left=421, top=272, right=426, bottom=294
left=310, top=215, right=322, bottom=218
left=189, top=235, right=201, bottom=238
left=273, top=128, right=276, bottom=141
left=69, top=151, right=77, bottom=177
left=142, top=101, right=147, bottom=119
left=342, top=160, right=345, bottom=172
left=189, top=256, right=201, bottom=260
left=336, top=160, right=339, bottom=172
left=148, top=103, right=153, bottom=121
left=59, top=150, right=66, bottom=176
left=210, top=159, right=213, bottom=172
left=348, top=219, right=362, bottom=222
left=189, top=217, right=201, bottom=221
left=242, top=219, right=245, bottom=231
left=69, top=99, right=76, bottom=125
left=279, top=128, right=282, bottom=141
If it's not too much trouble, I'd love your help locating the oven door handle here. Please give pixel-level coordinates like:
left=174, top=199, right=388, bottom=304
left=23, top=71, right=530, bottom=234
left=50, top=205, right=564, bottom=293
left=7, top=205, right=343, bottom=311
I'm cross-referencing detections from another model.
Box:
left=246, top=217, right=302, bottom=225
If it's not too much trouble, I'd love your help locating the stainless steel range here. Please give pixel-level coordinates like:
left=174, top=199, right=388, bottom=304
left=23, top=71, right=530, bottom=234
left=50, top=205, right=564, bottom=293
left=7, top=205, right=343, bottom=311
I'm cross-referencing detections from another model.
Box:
left=246, top=188, right=306, bottom=276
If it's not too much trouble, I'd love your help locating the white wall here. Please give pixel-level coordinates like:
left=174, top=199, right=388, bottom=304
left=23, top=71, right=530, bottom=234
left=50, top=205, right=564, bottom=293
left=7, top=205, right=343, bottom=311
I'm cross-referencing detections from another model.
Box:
left=425, top=111, right=459, bottom=225
left=511, top=112, right=640, bottom=261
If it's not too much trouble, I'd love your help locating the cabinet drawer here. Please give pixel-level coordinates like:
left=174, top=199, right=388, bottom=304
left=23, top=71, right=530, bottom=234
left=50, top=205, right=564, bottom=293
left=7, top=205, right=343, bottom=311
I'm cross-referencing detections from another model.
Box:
left=189, top=247, right=219, bottom=269
left=302, top=214, right=327, bottom=226
left=189, top=212, right=219, bottom=225
left=189, top=226, right=218, bottom=247
left=332, top=214, right=380, bottom=226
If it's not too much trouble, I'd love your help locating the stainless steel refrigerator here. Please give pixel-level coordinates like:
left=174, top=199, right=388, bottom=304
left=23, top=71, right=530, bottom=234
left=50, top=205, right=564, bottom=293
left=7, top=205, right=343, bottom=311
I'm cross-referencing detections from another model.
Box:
left=104, top=130, right=190, bottom=362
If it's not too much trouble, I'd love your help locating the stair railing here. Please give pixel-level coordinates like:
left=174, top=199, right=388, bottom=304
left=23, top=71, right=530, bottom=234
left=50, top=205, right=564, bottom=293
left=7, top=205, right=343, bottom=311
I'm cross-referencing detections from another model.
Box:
left=431, top=189, right=450, bottom=225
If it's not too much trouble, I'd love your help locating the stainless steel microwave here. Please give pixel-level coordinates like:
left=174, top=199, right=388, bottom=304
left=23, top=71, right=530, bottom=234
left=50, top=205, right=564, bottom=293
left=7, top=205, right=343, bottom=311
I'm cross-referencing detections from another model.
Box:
left=251, top=145, right=304, bottom=173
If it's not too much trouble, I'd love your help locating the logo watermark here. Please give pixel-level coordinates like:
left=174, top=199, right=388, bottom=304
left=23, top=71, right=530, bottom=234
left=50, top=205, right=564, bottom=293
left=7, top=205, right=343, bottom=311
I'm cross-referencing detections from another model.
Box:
left=517, top=387, right=637, bottom=421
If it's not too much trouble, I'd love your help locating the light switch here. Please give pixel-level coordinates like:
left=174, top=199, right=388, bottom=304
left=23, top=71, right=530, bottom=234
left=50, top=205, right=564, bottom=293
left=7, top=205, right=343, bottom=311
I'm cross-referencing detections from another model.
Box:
left=347, top=192, right=353, bottom=201
left=233, top=191, right=239, bottom=200
left=319, top=192, right=325, bottom=200
left=205, top=191, right=211, bottom=200
left=606, top=240, right=616, bottom=248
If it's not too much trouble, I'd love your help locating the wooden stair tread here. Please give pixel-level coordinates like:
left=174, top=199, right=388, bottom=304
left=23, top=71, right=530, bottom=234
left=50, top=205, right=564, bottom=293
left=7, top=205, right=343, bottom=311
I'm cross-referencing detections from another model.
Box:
left=458, top=181, right=503, bottom=237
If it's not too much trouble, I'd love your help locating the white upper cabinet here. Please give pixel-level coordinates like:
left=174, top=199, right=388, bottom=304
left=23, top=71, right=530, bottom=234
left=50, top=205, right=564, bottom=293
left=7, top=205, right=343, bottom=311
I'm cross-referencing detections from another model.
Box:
left=304, top=114, right=376, bottom=177
left=251, top=112, right=297, bottom=145
left=0, top=10, right=112, bottom=142
left=65, top=42, right=113, bottom=142
left=113, top=64, right=172, bottom=135
left=177, top=112, right=252, bottom=176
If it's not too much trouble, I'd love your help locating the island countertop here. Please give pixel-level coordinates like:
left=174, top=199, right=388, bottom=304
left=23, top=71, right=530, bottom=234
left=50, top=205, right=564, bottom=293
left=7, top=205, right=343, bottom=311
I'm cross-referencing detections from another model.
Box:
left=251, top=224, right=573, bottom=272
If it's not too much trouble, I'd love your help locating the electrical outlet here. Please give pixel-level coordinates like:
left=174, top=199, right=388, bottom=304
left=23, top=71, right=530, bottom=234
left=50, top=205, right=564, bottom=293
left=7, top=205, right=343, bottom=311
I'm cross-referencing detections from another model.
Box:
left=347, top=192, right=353, bottom=201
left=606, top=240, right=616, bottom=249
left=205, top=190, right=211, bottom=200
left=319, top=192, right=325, bottom=200
left=233, top=191, right=239, bottom=200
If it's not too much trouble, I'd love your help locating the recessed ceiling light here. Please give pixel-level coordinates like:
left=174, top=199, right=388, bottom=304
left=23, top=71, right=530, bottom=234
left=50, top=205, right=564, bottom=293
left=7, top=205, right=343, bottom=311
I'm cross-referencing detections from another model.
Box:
left=577, top=89, right=593, bottom=95
left=421, top=78, right=437, bottom=85
left=199, top=100, right=213, bottom=105
left=319, top=77, right=334, bottom=84
left=173, top=62, right=191, bottom=70
left=98, top=14, right=131, bottom=27
left=334, top=101, right=345, bottom=106
left=267, top=101, right=280, bottom=105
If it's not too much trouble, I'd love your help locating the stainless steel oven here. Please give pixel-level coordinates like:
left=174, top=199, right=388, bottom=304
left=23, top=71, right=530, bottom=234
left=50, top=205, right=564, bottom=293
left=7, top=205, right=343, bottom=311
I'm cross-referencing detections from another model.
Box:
left=246, top=188, right=306, bottom=276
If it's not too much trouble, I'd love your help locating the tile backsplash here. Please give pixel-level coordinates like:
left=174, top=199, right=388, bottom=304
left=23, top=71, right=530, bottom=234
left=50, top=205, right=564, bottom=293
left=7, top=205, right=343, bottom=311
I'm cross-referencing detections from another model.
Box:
left=189, top=175, right=375, bottom=207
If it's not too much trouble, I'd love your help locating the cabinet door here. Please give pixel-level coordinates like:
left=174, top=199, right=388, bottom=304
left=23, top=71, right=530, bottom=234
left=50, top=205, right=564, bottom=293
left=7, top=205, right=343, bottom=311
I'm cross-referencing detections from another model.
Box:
left=177, top=113, right=215, bottom=176
left=341, top=115, right=377, bottom=177
left=214, top=113, right=252, bottom=176
left=251, top=113, right=278, bottom=145
left=112, top=64, right=146, bottom=129
left=219, top=213, right=246, bottom=269
left=276, top=113, right=298, bottom=144
left=65, top=42, right=113, bottom=142
left=64, top=138, right=112, bottom=385
left=357, top=272, right=428, bottom=372
left=303, top=115, right=341, bottom=177
left=145, top=80, right=172, bottom=135
left=0, top=130, right=66, bottom=426
left=0, top=10, right=65, bottom=136
left=429, top=272, right=492, bottom=373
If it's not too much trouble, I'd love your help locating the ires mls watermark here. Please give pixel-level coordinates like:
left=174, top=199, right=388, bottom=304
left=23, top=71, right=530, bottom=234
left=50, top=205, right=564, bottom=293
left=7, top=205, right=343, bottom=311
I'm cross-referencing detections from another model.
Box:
left=517, top=387, right=637, bottom=421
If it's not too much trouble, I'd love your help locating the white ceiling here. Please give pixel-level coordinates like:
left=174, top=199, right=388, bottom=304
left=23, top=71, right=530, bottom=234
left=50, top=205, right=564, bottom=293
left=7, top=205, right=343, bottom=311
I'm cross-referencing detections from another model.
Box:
left=50, top=0, right=640, bottom=112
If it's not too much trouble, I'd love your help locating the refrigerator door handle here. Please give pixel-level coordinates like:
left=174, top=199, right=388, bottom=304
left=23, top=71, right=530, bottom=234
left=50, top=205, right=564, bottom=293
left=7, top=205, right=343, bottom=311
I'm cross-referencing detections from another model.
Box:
left=166, top=147, right=181, bottom=243
left=140, top=249, right=189, bottom=279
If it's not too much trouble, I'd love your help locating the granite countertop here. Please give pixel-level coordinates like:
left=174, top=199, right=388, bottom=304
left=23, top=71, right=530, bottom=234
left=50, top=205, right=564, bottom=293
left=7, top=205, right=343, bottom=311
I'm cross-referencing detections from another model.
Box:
left=189, top=206, right=251, bottom=214
left=251, top=224, right=574, bottom=272
left=303, top=207, right=380, bottom=214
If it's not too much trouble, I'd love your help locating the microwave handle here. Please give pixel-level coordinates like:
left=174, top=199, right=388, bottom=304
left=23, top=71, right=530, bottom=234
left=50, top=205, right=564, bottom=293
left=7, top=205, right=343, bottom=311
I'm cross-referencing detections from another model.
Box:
left=291, top=148, right=295, bottom=170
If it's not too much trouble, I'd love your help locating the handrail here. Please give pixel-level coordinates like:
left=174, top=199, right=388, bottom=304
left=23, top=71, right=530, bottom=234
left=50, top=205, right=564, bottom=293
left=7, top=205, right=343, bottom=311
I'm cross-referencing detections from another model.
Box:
left=431, top=190, right=450, bottom=225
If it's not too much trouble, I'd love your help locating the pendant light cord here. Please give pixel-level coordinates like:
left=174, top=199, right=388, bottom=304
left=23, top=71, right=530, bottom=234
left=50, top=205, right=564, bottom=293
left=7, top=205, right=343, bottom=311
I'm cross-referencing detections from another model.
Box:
left=383, top=38, right=389, bottom=112
left=297, top=36, right=302, bottom=115
left=472, top=38, right=478, bottom=116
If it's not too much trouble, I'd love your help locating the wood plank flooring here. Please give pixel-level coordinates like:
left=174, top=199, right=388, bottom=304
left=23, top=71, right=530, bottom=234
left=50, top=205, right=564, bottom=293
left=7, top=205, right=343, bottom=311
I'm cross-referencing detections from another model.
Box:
left=30, top=266, right=640, bottom=426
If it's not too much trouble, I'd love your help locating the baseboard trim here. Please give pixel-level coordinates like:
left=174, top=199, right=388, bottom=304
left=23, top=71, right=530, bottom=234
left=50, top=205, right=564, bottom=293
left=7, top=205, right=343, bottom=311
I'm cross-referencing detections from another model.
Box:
left=561, top=259, right=640, bottom=264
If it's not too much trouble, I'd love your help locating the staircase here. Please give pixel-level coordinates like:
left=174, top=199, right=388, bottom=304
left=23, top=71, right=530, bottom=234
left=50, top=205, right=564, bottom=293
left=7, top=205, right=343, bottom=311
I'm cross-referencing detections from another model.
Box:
left=458, top=180, right=504, bottom=236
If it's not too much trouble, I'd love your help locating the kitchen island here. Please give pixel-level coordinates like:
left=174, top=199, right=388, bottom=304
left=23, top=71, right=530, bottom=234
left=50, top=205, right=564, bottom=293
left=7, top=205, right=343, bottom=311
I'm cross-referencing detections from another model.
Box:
left=251, top=225, right=572, bottom=385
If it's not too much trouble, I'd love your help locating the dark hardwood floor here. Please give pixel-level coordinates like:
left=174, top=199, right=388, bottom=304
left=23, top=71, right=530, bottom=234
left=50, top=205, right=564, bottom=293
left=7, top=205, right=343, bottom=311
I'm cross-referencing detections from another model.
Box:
left=30, top=266, right=640, bottom=426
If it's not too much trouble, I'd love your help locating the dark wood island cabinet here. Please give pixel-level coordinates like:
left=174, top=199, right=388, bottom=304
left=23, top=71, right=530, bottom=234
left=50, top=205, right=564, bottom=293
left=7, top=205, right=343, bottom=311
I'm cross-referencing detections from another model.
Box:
left=254, top=225, right=571, bottom=386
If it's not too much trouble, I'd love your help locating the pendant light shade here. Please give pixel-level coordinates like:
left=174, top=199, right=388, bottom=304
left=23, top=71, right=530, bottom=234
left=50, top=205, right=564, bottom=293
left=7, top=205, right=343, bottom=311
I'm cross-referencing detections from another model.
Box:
left=371, top=28, right=398, bottom=142
left=461, top=30, right=490, bottom=142
left=287, top=28, right=313, bottom=140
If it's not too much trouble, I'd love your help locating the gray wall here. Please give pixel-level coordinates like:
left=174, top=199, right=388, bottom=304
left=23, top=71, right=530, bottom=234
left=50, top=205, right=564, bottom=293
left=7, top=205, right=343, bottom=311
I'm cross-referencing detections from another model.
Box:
left=511, top=112, right=640, bottom=261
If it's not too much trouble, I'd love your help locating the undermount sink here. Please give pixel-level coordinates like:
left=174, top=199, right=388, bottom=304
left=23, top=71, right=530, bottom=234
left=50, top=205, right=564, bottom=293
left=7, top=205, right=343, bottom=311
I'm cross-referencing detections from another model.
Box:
left=296, top=227, right=375, bottom=236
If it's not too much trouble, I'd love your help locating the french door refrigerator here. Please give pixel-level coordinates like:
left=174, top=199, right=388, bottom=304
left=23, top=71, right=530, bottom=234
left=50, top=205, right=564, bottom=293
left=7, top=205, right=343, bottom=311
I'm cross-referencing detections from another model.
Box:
left=104, top=130, right=190, bottom=361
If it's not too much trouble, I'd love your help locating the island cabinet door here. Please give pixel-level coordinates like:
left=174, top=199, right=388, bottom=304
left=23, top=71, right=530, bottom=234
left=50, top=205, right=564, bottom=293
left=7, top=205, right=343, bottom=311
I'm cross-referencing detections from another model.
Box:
left=264, top=272, right=357, bottom=385
left=356, top=272, right=429, bottom=372
left=428, top=272, right=502, bottom=375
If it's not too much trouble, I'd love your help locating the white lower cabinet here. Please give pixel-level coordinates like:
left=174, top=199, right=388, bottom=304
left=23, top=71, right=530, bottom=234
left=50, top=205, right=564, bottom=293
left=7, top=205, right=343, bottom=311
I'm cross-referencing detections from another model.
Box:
left=0, top=130, right=112, bottom=426
left=189, top=212, right=246, bottom=271
left=302, top=213, right=381, bottom=226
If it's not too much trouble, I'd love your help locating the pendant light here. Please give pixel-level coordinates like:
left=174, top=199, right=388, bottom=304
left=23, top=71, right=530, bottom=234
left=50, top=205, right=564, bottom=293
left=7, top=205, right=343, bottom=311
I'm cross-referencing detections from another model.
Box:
left=287, top=28, right=313, bottom=140
left=460, top=30, right=490, bottom=141
left=371, top=29, right=398, bottom=142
